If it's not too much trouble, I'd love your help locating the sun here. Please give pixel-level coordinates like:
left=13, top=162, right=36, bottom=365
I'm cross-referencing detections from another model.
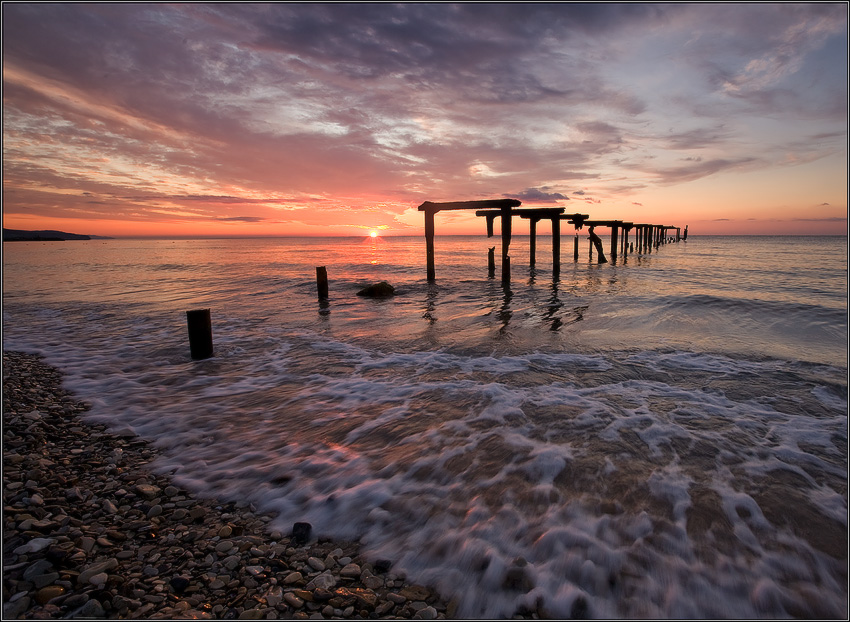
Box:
left=369, top=230, right=378, bottom=238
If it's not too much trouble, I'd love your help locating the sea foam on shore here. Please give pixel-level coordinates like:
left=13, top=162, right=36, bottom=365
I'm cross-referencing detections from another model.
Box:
left=2, top=351, right=457, bottom=620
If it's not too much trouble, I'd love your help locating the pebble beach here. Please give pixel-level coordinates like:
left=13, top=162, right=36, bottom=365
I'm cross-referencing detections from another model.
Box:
left=2, top=351, right=462, bottom=620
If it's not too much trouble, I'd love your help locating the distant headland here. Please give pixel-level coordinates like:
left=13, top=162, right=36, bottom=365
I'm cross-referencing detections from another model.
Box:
left=3, top=228, right=113, bottom=241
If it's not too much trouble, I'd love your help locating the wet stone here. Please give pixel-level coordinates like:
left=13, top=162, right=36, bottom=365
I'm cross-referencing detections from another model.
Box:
left=36, top=585, right=66, bottom=605
left=340, top=563, right=361, bottom=578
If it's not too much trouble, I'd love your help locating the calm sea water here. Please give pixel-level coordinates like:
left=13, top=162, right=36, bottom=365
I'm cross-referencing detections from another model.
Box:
left=3, top=235, right=847, bottom=618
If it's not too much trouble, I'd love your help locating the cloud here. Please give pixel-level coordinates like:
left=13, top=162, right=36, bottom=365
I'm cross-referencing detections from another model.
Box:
left=790, top=216, right=846, bottom=222
left=504, top=188, right=570, bottom=203
left=215, top=216, right=267, bottom=223
left=1, top=3, right=845, bottom=235
left=649, top=157, right=758, bottom=184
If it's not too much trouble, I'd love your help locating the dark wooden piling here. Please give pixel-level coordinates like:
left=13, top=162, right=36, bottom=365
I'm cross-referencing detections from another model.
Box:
left=500, top=206, right=512, bottom=284
left=488, top=246, right=495, bottom=277
left=502, top=255, right=511, bottom=284
left=316, top=266, right=329, bottom=300
left=485, top=214, right=496, bottom=238
left=424, top=209, right=436, bottom=280
left=561, top=214, right=589, bottom=262
left=552, top=216, right=561, bottom=272
left=622, top=224, right=632, bottom=257
left=610, top=221, right=620, bottom=261
left=186, top=309, right=213, bottom=360
left=588, top=227, right=608, bottom=263
left=529, top=219, right=537, bottom=266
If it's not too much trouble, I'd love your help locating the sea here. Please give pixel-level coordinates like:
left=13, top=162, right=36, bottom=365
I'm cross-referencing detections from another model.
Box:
left=2, top=234, right=847, bottom=619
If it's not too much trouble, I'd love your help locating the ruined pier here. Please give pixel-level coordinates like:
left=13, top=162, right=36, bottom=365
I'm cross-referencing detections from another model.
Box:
left=418, top=199, right=685, bottom=282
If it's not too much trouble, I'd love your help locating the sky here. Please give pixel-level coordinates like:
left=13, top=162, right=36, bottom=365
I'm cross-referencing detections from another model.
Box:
left=2, top=2, right=847, bottom=237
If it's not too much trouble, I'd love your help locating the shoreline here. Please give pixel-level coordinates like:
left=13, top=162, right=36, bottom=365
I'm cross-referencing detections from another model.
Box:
left=2, top=351, right=459, bottom=620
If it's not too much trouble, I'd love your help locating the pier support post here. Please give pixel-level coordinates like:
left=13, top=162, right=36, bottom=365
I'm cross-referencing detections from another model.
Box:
left=488, top=247, right=495, bottom=277
left=529, top=218, right=537, bottom=267
left=316, top=266, right=329, bottom=300
left=589, top=227, right=608, bottom=264
left=610, top=222, right=619, bottom=262
left=551, top=217, right=561, bottom=273
left=425, top=208, right=436, bottom=281
left=500, top=206, right=512, bottom=284
left=186, top=309, right=213, bottom=360
left=574, top=235, right=579, bottom=261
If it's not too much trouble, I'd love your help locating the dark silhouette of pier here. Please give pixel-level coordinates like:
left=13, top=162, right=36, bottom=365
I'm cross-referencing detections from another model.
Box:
left=418, top=199, right=684, bottom=282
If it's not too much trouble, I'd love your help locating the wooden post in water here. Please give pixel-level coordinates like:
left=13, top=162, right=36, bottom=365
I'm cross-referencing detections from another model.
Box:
left=501, top=205, right=512, bottom=284
left=529, top=218, right=537, bottom=267
left=610, top=222, right=620, bottom=262
left=316, top=266, right=329, bottom=300
left=551, top=216, right=561, bottom=273
left=424, top=208, right=436, bottom=281
left=588, top=227, right=608, bottom=263
left=186, top=309, right=213, bottom=360
left=683, top=225, right=688, bottom=241
left=488, top=246, right=495, bottom=277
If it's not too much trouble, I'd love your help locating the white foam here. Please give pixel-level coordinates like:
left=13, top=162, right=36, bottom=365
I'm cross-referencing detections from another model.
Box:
left=2, top=306, right=846, bottom=619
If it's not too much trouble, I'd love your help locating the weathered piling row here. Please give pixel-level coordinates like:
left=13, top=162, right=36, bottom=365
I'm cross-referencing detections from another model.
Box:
left=474, top=207, right=565, bottom=282
left=419, top=199, right=686, bottom=281
left=418, top=199, right=520, bottom=281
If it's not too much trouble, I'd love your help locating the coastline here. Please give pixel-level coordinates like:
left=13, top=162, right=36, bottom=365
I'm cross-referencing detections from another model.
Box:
left=2, top=351, right=457, bottom=620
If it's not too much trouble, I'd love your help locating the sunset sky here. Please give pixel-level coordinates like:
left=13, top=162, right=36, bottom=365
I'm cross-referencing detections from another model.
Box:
left=2, top=3, right=847, bottom=237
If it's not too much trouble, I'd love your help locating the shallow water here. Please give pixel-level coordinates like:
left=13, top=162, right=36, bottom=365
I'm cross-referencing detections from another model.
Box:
left=3, top=234, right=847, bottom=618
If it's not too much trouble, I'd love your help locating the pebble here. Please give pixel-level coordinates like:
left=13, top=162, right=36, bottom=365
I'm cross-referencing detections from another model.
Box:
left=216, top=539, right=234, bottom=553
left=340, top=563, right=361, bottom=578
left=1, top=351, right=459, bottom=621
left=284, top=571, right=303, bottom=584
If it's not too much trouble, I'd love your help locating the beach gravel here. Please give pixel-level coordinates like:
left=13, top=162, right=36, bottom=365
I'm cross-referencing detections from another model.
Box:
left=2, top=351, right=455, bottom=620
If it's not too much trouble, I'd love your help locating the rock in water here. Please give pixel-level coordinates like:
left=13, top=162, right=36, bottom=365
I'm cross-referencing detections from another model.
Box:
left=291, top=521, right=312, bottom=544
left=356, top=282, right=395, bottom=297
